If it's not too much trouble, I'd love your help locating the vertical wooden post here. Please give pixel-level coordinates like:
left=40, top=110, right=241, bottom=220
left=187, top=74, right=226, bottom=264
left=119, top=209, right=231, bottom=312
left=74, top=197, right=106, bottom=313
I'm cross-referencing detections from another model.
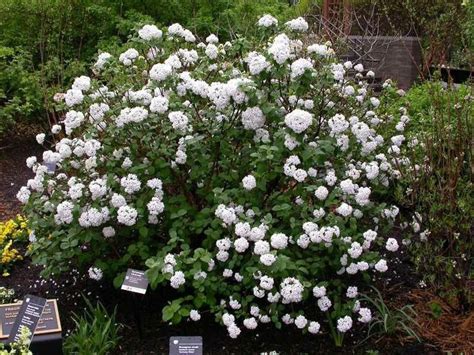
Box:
left=343, top=0, right=352, bottom=35
left=322, top=0, right=352, bottom=37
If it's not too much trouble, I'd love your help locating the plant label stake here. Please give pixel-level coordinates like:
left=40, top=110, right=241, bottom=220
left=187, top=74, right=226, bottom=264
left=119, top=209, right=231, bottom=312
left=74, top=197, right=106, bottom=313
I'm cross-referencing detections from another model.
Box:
left=169, top=336, right=203, bottom=355
left=1, top=299, right=63, bottom=355
left=121, top=269, right=149, bottom=339
left=43, top=162, right=56, bottom=174
left=6, top=295, right=46, bottom=345
left=121, top=269, right=149, bottom=294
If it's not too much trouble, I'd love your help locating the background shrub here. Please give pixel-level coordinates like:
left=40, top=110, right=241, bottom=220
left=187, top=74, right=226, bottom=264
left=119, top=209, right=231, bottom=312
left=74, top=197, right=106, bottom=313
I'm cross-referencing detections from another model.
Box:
left=391, top=81, right=473, bottom=309
left=0, top=47, right=42, bottom=135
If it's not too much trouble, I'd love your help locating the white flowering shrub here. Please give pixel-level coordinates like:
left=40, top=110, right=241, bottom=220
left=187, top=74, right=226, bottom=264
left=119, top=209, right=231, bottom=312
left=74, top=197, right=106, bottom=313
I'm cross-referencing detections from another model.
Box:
left=20, top=16, right=414, bottom=343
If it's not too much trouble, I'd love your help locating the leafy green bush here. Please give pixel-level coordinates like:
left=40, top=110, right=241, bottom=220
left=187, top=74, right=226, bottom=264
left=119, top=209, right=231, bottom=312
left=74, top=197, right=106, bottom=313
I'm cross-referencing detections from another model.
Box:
left=0, top=47, right=42, bottom=135
left=20, top=17, right=421, bottom=344
left=390, top=81, right=473, bottom=309
left=63, top=298, right=120, bottom=355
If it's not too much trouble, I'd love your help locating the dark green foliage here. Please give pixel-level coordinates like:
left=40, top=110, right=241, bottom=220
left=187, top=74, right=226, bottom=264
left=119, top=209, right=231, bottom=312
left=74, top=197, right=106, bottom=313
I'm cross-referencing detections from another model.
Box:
left=63, top=297, right=121, bottom=355
left=393, top=81, right=473, bottom=309
left=0, top=47, right=43, bottom=135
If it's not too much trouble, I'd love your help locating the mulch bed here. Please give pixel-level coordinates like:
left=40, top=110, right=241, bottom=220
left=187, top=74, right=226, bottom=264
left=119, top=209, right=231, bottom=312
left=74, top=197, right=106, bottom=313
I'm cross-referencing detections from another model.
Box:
left=0, top=136, right=445, bottom=354
left=409, top=289, right=474, bottom=353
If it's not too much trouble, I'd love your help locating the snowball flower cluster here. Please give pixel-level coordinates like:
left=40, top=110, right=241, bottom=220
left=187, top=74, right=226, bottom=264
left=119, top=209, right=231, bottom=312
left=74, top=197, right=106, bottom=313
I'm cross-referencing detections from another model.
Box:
left=120, top=174, right=141, bottom=194
left=215, top=204, right=237, bottom=226
left=94, top=52, right=112, bottom=69
left=280, top=277, right=304, bottom=303
left=64, top=89, right=84, bottom=107
left=242, top=175, right=257, bottom=191
left=285, top=17, right=309, bottom=32
left=337, top=316, right=353, bottom=333
left=170, top=271, right=185, bottom=288
left=88, top=266, right=103, bottom=281
left=258, top=14, right=278, bottom=27
left=314, top=186, right=329, bottom=200
left=385, top=238, right=399, bottom=252
left=168, top=111, right=189, bottom=132
left=117, top=206, right=138, bottom=226
left=150, top=63, right=173, bottom=81
left=116, top=107, right=148, bottom=127
left=285, top=109, right=313, bottom=134
left=245, top=52, right=271, bottom=75
left=290, top=58, right=313, bottom=78
left=138, top=24, right=163, bottom=40
left=241, top=107, right=265, bottom=130
left=119, top=48, right=139, bottom=66
left=268, top=34, right=291, bottom=64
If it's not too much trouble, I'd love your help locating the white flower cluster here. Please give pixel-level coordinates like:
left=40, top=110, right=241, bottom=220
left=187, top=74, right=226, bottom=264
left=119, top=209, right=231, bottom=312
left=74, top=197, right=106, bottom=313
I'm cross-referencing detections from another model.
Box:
left=285, top=109, right=313, bottom=134
left=88, top=266, right=103, bottom=281
left=150, top=63, right=173, bottom=81
left=290, top=58, right=313, bottom=78
left=138, top=24, right=163, bottom=41
left=116, top=107, right=148, bottom=127
left=94, top=52, right=112, bottom=70
left=268, top=34, right=291, bottom=64
left=257, top=14, right=278, bottom=27
left=242, top=175, right=257, bottom=190
left=119, top=48, right=139, bottom=66
left=215, top=204, right=238, bottom=226
left=245, top=52, right=271, bottom=75
left=285, top=17, right=309, bottom=32
left=167, top=23, right=196, bottom=42
left=241, top=107, right=265, bottom=130
left=117, top=205, right=138, bottom=226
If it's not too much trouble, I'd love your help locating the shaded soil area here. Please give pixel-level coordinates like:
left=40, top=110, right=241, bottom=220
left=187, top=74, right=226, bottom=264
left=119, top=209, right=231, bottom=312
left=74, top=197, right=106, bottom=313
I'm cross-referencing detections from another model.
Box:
left=0, top=137, right=444, bottom=354
left=2, top=255, right=437, bottom=355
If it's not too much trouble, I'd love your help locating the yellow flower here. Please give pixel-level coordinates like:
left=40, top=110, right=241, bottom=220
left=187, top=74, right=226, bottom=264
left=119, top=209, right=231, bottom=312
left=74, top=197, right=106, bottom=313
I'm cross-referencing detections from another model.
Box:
left=0, top=216, right=28, bottom=276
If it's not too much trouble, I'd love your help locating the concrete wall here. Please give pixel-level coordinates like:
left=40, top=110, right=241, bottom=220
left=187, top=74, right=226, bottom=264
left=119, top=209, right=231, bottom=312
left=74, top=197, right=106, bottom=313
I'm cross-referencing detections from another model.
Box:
left=346, top=36, right=422, bottom=90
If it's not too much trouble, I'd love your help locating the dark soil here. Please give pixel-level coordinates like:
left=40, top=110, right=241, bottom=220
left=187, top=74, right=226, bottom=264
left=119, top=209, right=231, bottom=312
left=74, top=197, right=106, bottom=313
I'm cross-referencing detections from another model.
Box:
left=0, top=138, right=441, bottom=354
left=2, top=256, right=438, bottom=355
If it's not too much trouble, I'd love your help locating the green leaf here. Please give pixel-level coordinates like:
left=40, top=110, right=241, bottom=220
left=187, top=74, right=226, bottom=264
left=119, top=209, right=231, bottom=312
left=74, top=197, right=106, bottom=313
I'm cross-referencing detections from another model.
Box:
left=272, top=204, right=291, bottom=212
left=171, top=209, right=188, bottom=219
left=179, top=308, right=190, bottom=317
left=139, top=226, right=149, bottom=238
left=162, top=305, right=175, bottom=322
left=113, top=273, right=125, bottom=289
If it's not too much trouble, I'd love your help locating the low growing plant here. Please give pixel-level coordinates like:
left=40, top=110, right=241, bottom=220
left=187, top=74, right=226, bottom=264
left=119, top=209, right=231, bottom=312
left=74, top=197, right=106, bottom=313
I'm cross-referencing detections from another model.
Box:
left=359, top=286, right=420, bottom=343
left=63, top=298, right=120, bottom=355
left=0, top=287, right=15, bottom=304
left=21, top=16, right=419, bottom=343
left=0, top=326, right=32, bottom=355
